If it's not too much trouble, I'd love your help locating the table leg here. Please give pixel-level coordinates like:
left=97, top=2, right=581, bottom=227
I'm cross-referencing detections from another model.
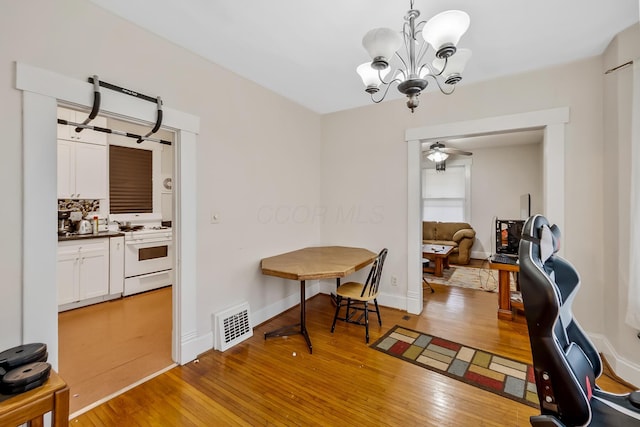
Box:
left=434, top=258, right=443, bottom=277
left=330, top=278, right=340, bottom=306
left=264, top=280, right=313, bottom=354
left=53, top=384, right=69, bottom=426
left=497, top=270, right=514, bottom=320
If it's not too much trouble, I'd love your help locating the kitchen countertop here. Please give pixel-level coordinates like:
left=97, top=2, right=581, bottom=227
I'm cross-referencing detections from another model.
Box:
left=58, top=231, right=125, bottom=242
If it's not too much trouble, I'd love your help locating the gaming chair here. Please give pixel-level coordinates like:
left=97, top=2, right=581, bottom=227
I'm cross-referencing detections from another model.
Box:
left=518, top=214, right=640, bottom=426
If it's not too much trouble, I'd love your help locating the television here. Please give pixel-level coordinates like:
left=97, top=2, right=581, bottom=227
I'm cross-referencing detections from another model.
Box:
left=495, top=219, right=525, bottom=256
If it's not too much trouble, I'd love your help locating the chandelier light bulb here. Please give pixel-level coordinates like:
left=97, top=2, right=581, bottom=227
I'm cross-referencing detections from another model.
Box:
left=362, top=28, right=403, bottom=69
left=357, top=62, right=390, bottom=93
left=432, top=48, right=472, bottom=84
left=422, top=10, right=470, bottom=58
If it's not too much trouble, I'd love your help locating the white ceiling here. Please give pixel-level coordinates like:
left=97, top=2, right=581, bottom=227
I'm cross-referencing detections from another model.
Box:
left=89, top=0, right=639, bottom=114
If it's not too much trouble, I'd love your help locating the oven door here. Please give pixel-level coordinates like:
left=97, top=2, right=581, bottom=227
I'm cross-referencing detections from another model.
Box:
left=125, top=237, right=173, bottom=278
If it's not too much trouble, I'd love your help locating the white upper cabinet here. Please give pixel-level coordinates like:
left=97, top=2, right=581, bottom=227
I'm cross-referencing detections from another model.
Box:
left=57, top=107, right=107, bottom=145
left=57, top=139, right=107, bottom=199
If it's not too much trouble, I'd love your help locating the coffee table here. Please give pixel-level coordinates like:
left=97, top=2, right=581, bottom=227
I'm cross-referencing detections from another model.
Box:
left=422, top=244, right=454, bottom=277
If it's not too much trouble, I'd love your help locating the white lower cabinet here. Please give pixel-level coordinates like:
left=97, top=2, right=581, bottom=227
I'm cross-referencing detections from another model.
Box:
left=57, top=238, right=109, bottom=310
left=109, top=236, right=125, bottom=295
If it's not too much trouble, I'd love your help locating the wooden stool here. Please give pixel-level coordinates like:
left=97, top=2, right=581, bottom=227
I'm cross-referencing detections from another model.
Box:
left=0, top=370, right=69, bottom=426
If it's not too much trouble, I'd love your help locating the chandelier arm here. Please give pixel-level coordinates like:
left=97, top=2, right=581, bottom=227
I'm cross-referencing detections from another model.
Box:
left=420, top=55, right=448, bottom=78
left=393, top=50, right=409, bottom=77
left=377, top=67, right=404, bottom=86
left=415, top=40, right=431, bottom=70
left=423, top=73, right=456, bottom=95
left=370, top=79, right=400, bottom=103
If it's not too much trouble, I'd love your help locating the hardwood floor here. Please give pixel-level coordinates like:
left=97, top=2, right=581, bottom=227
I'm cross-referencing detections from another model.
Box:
left=69, top=282, right=633, bottom=426
left=58, top=287, right=173, bottom=415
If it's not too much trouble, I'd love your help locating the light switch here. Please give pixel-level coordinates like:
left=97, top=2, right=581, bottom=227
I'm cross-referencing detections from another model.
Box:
left=210, top=212, right=221, bottom=224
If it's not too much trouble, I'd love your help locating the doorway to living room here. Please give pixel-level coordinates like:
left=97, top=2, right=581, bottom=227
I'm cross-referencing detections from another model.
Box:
left=405, top=108, right=569, bottom=314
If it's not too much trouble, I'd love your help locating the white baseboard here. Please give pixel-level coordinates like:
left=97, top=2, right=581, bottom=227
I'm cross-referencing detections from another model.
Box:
left=590, top=332, right=640, bottom=387
left=471, top=250, right=491, bottom=260
left=251, top=281, right=320, bottom=326
left=181, top=330, right=212, bottom=364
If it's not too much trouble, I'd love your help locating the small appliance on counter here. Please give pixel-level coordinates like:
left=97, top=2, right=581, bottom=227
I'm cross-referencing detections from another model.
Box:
left=57, top=211, right=71, bottom=235
left=75, top=219, right=93, bottom=235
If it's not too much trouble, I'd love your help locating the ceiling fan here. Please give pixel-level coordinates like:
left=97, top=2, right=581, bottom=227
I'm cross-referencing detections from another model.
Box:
left=424, top=142, right=472, bottom=171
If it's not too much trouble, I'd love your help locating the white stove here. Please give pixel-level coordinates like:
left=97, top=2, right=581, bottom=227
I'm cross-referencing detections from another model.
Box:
left=109, top=213, right=173, bottom=296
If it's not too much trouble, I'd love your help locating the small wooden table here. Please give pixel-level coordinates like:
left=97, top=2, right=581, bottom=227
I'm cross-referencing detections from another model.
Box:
left=0, top=370, right=69, bottom=427
left=489, top=261, right=521, bottom=320
left=261, top=246, right=377, bottom=353
left=422, top=244, right=454, bottom=277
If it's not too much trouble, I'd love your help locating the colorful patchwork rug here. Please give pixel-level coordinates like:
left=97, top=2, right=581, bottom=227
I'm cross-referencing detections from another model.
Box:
left=371, top=325, right=539, bottom=408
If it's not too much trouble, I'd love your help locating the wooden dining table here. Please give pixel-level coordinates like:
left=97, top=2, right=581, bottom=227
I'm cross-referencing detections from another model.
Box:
left=261, top=246, right=377, bottom=354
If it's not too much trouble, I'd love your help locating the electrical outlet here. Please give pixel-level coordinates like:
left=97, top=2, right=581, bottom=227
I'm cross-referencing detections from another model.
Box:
left=391, top=275, right=398, bottom=287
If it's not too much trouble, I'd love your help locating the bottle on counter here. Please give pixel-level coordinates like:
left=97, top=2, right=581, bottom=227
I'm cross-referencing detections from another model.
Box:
left=93, top=216, right=99, bottom=235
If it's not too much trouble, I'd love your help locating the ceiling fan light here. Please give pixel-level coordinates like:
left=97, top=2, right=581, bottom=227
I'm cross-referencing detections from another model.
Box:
left=362, top=27, right=403, bottom=69
left=427, top=151, right=449, bottom=162
left=422, top=10, right=470, bottom=58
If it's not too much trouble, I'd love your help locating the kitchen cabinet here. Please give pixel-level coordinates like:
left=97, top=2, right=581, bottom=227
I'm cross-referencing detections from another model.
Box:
left=57, top=139, right=107, bottom=199
left=109, top=236, right=125, bottom=295
left=57, top=107, right=107, bottom=145
left=57, top=239, right=109, bottom=309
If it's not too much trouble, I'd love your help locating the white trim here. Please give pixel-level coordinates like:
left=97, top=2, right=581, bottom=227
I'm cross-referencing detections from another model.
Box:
left=407, top=139, right=423, bottom=314
left=23, top=92, right=59, bottom=367
left=405, top=108, right=569, bottom=313
left=16, top=63, right=199, bottom=133
left=17, top=62, right=201, bottom=368
left=590, top=332, right=640, bottom=389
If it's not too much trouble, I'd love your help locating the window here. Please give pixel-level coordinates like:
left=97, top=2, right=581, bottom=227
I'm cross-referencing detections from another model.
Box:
left=422, top=161, right=471, bottom=222
left=109, top=145, right=152, bottom=213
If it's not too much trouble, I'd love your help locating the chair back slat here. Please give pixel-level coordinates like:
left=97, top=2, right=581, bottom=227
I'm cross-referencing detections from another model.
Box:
left=360, top=248, right=388, bottom=299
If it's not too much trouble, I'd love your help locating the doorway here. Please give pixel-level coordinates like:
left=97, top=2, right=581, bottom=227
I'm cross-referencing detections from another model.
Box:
left=18, top=63, right=199, bottom=375
left=405, top=108, right=569, bottom=314
left=55, top=110, right=176, bottom=414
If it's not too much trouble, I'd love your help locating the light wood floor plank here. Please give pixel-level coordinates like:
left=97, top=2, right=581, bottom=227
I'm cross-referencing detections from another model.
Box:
left=58, top=287, right=173, bottom=414
left=68, top=281, right=633, bottom=426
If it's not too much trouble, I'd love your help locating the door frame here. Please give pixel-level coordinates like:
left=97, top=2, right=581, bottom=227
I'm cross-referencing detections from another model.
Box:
left=405, top=107, right=569, bottom=314
left=17, top=62, right=200, bottom=367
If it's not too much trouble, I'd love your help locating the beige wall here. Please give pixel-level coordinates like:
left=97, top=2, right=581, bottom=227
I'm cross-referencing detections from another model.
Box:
left=0, top=0, right=321, bottom=351
left=603, top=22, right=640, bottom=376
left=321, top=55, right=605, bottom=335
left=468, top=143, right=542, bottom=258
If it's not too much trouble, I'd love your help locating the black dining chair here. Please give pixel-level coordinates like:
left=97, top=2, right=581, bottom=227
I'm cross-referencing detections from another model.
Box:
left=331, top=248, right=388, bottom=343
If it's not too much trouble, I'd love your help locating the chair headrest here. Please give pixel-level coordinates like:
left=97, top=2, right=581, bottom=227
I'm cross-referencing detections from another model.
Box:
left=521, top=217, right=561, bottom=264
left=540, top=223, right=561, bottom=263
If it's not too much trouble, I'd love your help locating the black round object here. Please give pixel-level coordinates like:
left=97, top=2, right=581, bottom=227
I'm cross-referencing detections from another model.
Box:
left=1, top=362, right=51, bottom=394
left=0, top=343, right=47, bottom=370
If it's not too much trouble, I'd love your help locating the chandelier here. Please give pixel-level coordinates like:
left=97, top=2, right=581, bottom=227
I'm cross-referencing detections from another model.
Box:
left=356, top=0, right=471, bottom=112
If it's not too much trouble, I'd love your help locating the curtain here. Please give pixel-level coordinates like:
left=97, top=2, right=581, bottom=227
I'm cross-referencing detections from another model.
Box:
left=626, top=59, right=640, bottom=329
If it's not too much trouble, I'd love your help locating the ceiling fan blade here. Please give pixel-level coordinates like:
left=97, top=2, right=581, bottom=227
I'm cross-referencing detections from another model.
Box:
left=440, top=147, right=473, bottom=156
